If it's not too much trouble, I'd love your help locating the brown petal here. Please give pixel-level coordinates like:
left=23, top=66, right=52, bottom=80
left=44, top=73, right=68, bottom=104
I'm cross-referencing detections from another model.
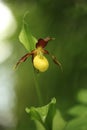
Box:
left=43, top=49, right=49, bottom=54
left=52, top=55, right=63, bottom=71
left=14, top=52, right=33, bottom=69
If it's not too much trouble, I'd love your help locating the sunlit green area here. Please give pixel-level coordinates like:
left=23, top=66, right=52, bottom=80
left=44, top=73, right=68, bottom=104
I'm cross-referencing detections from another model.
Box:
left=0, top=0, right=87, bottom=130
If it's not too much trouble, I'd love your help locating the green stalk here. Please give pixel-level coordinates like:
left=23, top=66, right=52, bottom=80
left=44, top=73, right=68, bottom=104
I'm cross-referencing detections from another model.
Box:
left=33, top=70, right=43, bottom=105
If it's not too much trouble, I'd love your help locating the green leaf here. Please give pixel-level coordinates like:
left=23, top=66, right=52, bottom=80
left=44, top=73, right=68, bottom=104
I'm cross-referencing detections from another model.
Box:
left=25, top=98, right=56, bottom=130
left=44, top=98, right=56, bottom=130
left=19, top=21, right=37, bottom=52
left=53, top=110, right=66, bottom=130
left=65, top=116, right=87, bottom=130
left=68, top=105, right=87, bottom=117
left=27, top=107, right=44, bottom=125
left=77, top=89, right=87, bottom=104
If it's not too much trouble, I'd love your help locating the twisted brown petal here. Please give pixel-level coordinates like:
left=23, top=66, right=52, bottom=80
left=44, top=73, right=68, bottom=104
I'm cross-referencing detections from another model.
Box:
left=14, top=52, right=32, bottom=69
left=52, top=55, right=63, bottom=71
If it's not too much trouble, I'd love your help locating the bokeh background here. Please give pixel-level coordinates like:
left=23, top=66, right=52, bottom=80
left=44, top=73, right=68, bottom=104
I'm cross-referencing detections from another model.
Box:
left=0, top=0, right=87, bottom=130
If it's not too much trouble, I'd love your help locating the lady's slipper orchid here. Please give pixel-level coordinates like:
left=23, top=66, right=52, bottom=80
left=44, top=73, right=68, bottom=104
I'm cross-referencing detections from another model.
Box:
left=15, top=37, right=62, bottom=72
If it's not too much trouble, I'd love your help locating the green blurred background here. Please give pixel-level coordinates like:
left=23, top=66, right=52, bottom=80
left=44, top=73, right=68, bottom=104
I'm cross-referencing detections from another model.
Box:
left=0, top=0, right=87, bottom=130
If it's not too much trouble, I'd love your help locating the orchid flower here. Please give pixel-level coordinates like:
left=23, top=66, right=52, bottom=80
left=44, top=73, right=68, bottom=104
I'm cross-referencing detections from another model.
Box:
left=15, top=37, right=62, bottom=72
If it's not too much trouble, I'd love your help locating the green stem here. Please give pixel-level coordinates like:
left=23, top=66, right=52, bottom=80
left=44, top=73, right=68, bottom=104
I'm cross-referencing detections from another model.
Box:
left=33, top=70, right=43, bottom=105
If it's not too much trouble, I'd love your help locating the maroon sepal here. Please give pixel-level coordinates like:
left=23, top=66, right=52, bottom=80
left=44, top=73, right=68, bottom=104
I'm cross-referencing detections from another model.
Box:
left=36, top=39, right=48, bottom=48
left=36, top=37, right=54, bottom=48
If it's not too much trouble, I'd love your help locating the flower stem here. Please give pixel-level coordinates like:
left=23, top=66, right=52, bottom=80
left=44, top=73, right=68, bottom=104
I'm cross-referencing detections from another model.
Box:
left=33, top=70, right=43, bottom=105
